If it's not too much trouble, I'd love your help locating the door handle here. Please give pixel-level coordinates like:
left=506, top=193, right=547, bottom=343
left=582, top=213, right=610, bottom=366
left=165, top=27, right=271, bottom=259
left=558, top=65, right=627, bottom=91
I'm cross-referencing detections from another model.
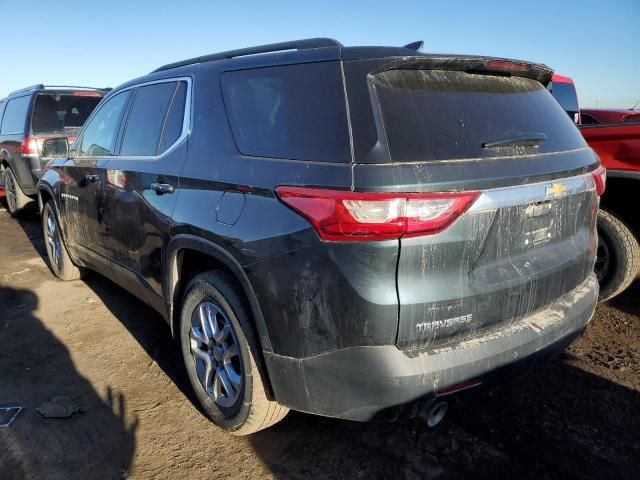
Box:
left=150, top=182, right=175, bottom=195
left=85, top=174, right=99, bottom=183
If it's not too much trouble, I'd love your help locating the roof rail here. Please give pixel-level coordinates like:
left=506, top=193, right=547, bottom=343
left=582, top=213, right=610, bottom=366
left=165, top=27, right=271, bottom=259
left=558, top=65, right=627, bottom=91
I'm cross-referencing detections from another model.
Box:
left=8, top=84, right=111, bottom=96
left=40, top=85, right=112, bottom=91
left=8, top=84, right=44, bottom=96
left=152, top=37, right=343, bottom=73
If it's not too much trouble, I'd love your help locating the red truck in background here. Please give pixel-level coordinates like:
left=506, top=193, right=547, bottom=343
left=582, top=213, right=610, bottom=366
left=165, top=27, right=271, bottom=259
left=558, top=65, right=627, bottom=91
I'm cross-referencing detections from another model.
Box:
left=581, top=123, right=640, bottom=301
left=548, top=74, right=580, bottom=124
left=580, top=108, right=640, bottom=125
left=550, top=75, right=640, bottom=301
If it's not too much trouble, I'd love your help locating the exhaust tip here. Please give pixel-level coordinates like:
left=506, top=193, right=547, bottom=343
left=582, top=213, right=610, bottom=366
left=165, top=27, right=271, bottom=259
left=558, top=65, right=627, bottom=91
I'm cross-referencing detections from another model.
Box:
left=421, top=401, right=448, bottom=428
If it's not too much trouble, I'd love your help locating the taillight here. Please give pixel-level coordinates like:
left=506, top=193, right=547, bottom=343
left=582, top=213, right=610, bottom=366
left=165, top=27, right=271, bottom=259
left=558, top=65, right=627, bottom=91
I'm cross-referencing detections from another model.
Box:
left=276, top=186, right=479, bottom=242
left=21, top=137, right=41, bottom=157
left=591, top=165, right=606, bottom=196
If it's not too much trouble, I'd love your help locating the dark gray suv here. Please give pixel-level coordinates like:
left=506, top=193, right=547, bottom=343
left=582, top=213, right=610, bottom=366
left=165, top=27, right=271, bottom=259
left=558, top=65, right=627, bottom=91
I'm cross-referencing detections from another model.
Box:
left=37, top=38, right=603, bottom=434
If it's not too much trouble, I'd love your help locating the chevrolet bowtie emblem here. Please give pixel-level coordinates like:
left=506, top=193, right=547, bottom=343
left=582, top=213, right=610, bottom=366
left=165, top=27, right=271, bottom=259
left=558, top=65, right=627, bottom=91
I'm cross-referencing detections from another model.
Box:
left=546, top=183, right=567, bottom=198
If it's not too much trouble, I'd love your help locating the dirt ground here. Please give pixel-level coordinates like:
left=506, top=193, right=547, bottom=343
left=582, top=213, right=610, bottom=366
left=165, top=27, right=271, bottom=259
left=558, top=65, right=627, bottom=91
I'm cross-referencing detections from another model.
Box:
left=0, top=200, right=638, bottom=480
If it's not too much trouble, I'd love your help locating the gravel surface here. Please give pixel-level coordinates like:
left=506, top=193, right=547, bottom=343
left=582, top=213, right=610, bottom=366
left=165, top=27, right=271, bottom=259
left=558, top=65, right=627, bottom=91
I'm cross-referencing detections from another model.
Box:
left=0, top=203, right=638, bottom=480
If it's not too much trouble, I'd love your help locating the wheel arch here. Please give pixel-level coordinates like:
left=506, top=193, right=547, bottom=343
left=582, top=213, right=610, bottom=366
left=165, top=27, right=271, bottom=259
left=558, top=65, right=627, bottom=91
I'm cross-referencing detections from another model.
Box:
left=37, top=183, right=55, bottom=213
left=600, top=172, right=640, bottom=236
left=166, top=234, right=276, bottom=398
left=165, top=234, right=273, bottom=351
left=0, top=150, right=18, bottom=180
left=0, top=148, right=13, bottom=165
left=0, top=152, right=14, bottom=182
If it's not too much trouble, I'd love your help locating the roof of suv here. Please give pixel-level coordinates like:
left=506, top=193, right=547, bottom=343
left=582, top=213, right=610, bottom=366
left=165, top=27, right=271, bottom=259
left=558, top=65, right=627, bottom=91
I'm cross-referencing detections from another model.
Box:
left=151, top=38, right=428, bottom=73
left=146, top=37, right=553, bottom=85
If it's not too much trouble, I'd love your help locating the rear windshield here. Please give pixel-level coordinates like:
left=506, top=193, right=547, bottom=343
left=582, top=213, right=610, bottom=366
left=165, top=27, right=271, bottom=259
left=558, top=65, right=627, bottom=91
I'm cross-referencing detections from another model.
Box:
left=548, top=81, right=579, bottom=114
left=31, top=93, right=103, bottom=134
left=369, top=69, right=586, bottom=163
left=221, top=61, right=351, bottom=163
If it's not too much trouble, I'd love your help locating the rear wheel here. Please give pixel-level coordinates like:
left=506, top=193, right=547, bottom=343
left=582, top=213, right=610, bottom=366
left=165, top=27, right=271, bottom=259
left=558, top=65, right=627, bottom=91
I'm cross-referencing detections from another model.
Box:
left=3, top=167, right=32, bottom=216
left=595, top=209, right=640, bottom=302
left=180, top=270, right=288, bottom=435
left=42, top=201, right=84, bottom=281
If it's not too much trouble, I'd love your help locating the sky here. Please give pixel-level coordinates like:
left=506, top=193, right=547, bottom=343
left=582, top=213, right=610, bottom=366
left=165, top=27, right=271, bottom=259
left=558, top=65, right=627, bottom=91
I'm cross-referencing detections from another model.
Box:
left=0, top=0, right=638, bottom=108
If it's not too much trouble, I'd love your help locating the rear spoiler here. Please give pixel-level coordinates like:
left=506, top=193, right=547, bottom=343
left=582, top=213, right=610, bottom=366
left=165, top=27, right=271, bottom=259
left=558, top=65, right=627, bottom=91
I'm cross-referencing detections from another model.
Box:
left=369, top=55, right=554, bottom=86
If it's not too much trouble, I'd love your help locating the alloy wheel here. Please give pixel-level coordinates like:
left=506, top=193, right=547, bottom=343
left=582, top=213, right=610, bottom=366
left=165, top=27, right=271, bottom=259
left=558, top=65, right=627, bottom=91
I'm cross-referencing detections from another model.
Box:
left=190, top=301, right=243, bottom=409
left=45, top=208, right=63, bottom=271
left=5, top=170, right=16, bottom=213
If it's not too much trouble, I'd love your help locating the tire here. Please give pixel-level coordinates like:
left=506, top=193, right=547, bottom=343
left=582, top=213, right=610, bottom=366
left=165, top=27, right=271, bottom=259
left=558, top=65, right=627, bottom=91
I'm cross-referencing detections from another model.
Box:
left=42, top=201, right=85, bottom=281
left=3, top=166, right=32, bottom=216
left=595, top=209, right=640, bottom=302
left=180, top=270, right=288, bottom=435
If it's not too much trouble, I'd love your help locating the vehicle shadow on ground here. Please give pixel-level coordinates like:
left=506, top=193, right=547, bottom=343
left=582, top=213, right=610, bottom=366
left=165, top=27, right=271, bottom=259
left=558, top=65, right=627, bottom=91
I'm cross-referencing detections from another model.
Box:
left=609, top=277, right=640, bottom=315
left=13, top=208, right=47, bottom=262
left=10, top=206, right=640, bottom=480
left=0, top=285, right=137, bottom=479
left=81, top=274, right=199, bottom=408
left=7, top=206, right=201, bottom=411
left=246, top=351, right=640, bottom=480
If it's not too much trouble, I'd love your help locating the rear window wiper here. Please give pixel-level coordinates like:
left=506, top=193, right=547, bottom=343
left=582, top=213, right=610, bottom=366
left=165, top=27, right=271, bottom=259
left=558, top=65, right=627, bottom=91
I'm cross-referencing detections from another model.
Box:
left=482, top=133, right=547, bottom=149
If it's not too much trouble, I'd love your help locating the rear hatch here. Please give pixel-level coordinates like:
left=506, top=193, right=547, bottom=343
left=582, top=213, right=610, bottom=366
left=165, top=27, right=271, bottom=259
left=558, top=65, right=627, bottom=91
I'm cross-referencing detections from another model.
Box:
left=29, top=91, right=104, bottom=158
left=344, top=56, right=599, bottom=351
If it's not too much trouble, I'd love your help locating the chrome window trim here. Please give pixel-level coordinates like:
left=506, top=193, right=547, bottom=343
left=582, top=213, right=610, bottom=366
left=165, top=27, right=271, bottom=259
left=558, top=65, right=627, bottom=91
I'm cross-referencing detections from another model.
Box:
left=76, top=76, right=192, bottom=160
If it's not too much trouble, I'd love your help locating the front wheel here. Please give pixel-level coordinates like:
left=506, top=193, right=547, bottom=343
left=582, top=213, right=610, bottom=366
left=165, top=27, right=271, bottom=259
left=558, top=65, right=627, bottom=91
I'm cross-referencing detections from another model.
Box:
left=42, top=201, right=85, bottom=281
left=595, top=209, right=639, bottom=302
left=180, top=270, right=288, bottom=435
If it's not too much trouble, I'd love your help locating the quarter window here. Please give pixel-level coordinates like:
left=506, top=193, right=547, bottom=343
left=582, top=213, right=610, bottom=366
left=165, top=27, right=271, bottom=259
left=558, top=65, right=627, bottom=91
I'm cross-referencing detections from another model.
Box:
left=79, top=91, right=131, bottom=157
left=1, top=96, right=31, bottom=134
left=221, top=62, right=351, bottom=162
left=120, top=82, right=177, bottom=156
left=158, top=81, right=187, bottom=154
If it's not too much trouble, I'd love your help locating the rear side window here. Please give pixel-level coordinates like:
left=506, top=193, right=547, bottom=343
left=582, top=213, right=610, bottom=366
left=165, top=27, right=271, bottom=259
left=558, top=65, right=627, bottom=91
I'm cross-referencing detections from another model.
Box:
left=158, top=81, right=187, bottom=154
left=79, top=91, right=131, bottom=157
left=548, top=81, right=579, bottom=115
left=222, top=62, right=351, bottom=162
left=1, top=96, right=30, bottom=134
left=120, top=82, right=177, bottom=156
left=370, top=69, right=586, bottom=162
left=31, top=93, right=103, bottom=133
left=580, top=113, right=599, bottom=125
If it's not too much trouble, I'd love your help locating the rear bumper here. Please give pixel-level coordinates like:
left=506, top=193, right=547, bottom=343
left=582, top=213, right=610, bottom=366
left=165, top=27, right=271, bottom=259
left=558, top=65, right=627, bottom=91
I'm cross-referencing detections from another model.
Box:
left=265, top=274, right=598, bottom=421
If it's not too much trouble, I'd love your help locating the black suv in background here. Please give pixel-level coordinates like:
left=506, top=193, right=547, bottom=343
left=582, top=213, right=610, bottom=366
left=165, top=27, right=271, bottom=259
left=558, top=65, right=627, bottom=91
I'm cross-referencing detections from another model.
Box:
left=0, top=85, right=107, bottom=215
left=38, top=39, right=602, bottom=435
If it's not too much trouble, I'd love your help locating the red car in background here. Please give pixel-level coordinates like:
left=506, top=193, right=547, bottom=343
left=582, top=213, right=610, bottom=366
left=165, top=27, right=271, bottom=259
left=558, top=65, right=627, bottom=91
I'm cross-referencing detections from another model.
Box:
left=550, top=75, right=640, bottom=302
left=581, top=108, right=640, bottom=125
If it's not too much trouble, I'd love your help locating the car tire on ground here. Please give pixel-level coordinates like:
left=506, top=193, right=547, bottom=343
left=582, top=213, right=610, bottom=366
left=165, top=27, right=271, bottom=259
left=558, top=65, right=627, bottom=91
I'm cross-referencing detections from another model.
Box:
left=595, top=209, right=640, bottom=302
left=42, top=201, right=85, bottom=281
left=3, top=166, right=32, bottom=216
left=180, top=270, right=288, bottom=435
